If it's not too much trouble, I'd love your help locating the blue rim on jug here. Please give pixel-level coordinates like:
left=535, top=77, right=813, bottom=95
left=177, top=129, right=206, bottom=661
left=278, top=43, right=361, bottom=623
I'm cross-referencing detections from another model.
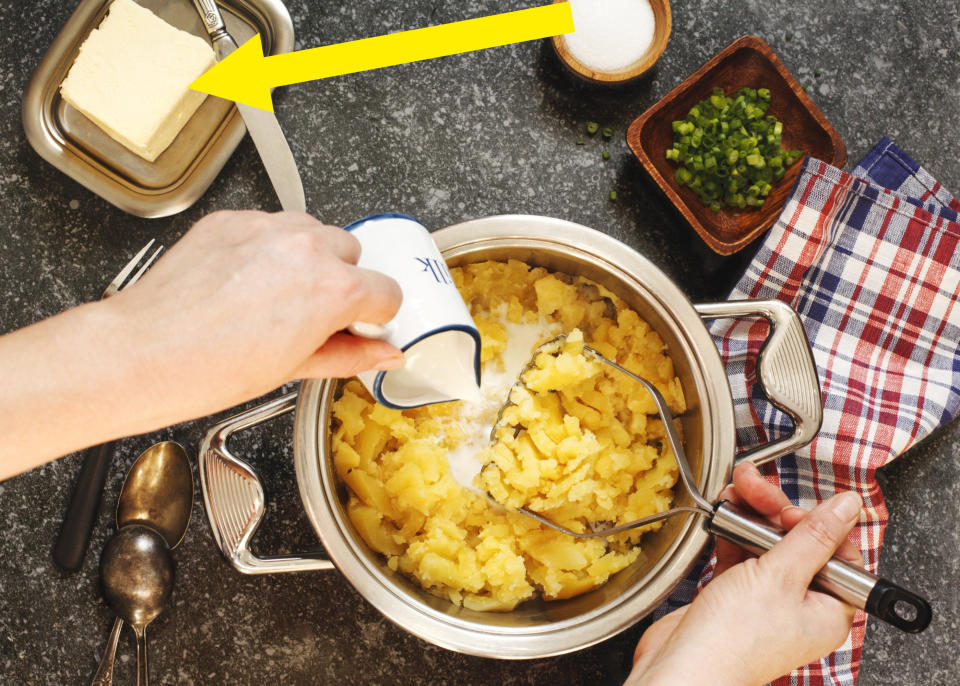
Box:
left=343, top=212, right=420, bottom=232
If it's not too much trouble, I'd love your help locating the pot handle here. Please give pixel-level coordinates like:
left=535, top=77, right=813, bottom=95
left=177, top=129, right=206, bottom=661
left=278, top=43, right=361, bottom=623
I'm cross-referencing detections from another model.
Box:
left=198, top=390, right=335, bottom=574
left=695, top=300, right=822, bottom=466
left=709, top=500, right=932, bottom=633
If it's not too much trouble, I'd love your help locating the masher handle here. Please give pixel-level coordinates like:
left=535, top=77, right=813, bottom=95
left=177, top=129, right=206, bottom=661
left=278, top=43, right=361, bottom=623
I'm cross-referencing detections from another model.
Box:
left=708, top=500, right=931, bottom=633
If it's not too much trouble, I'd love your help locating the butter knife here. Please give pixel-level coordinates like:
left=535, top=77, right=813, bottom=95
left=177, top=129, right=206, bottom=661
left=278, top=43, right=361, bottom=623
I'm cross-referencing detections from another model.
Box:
left=190, top=0, right=306, bottom=212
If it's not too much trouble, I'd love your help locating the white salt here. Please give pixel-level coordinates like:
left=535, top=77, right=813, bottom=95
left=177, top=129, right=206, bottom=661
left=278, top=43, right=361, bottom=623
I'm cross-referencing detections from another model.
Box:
left=564, top=0, right=656, bottom=73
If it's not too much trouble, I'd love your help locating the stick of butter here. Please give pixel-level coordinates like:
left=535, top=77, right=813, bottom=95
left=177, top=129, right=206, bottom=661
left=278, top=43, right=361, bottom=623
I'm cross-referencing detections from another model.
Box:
left=60, top=0, right=217, bottom=163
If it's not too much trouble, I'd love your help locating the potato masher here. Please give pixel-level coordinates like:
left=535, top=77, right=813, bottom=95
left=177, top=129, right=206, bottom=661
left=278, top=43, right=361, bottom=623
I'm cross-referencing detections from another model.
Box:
left=488, top=335, right=932, bottom=633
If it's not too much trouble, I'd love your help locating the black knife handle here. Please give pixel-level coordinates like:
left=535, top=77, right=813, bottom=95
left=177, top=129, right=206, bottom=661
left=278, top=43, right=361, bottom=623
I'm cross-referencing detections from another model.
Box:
left=53, top=440, right=117, bottom=571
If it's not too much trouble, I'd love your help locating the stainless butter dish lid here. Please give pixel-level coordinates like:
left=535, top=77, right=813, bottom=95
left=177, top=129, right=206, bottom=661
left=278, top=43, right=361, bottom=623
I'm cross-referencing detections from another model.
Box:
left=22, top=0, right=294, bottom=218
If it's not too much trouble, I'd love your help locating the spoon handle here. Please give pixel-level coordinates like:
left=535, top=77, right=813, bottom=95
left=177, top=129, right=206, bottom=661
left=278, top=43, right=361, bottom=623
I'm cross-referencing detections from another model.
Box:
left=90, top=616, right=123, bottom=686
left=133, top=625, right=149, bottom=686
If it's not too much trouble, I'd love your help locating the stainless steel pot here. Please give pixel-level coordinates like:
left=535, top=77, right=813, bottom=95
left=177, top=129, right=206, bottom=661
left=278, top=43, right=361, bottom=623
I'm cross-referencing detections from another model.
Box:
left=198, top=215, right=826, bottom=658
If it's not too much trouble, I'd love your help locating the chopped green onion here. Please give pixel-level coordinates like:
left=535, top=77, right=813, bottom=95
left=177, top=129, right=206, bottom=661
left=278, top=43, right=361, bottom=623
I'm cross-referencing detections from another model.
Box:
left=576, top=139, right=585, bottom=145
left=602, top=150, right=611, bottom=160
left=664, top=86, right=803, bottom=211
left=586, top=122, right=599, bottom=135
left=601, top=127, right=614, bottom=139
left=609, top=190, right=618, bottom=201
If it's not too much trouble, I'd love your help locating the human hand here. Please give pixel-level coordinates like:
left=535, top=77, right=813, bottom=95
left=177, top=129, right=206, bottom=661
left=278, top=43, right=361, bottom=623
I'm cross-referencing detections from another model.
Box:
left=626, top=462, right=863, bottom=686
left=104, top=210, right=403, bottom=427
left=0, top=210, right=405, bottom=477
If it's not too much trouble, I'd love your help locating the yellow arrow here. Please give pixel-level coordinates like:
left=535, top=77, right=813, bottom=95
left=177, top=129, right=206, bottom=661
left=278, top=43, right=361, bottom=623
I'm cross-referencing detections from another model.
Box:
left=190, top=3, right=575, bottom=112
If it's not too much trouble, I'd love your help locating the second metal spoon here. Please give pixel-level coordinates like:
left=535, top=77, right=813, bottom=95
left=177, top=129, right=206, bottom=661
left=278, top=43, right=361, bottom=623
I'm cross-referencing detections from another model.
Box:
left=99, top=526, right=174, bottom=686
left=91, top=441, right=192, bottom=686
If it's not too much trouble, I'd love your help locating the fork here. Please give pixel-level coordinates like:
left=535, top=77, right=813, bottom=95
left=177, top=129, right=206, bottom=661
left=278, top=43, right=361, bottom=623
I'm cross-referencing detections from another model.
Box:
left=52, top=240, right=165, bottom=572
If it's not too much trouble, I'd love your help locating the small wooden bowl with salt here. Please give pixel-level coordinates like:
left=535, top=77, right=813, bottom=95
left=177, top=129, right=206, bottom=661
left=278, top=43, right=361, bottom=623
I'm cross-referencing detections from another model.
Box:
left=552, top=0, right=671, bottom=84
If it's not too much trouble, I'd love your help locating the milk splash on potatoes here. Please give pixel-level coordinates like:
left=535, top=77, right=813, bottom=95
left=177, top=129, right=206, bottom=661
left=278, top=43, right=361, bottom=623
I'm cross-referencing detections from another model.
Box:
left=444, top=312, right=561, bottom=493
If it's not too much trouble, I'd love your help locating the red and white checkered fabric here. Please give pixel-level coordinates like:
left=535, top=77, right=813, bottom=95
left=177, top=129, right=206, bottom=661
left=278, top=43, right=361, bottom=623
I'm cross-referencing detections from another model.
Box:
left=655, top=144, right=960, bottom=685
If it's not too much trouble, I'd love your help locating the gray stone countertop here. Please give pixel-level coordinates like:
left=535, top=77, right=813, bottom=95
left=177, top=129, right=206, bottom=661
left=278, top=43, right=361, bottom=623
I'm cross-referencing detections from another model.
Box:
left=1, top=0, right=958, bottom=683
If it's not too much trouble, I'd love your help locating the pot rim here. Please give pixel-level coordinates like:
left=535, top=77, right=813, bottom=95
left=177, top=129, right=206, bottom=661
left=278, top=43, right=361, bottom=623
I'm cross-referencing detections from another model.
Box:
left=294, top=215, right=736, bottom=658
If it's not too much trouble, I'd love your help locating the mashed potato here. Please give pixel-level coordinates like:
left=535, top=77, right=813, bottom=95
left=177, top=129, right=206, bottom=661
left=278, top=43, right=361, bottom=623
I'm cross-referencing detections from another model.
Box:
left=478, top=329, right=682, bottom=536
left=330, top=260, right=684, bottom=611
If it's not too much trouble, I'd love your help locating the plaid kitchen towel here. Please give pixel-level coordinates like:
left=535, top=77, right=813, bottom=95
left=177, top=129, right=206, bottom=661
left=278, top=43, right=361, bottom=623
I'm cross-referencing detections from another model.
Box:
left=853, top=138, right=960, bottom=217
left=654, top=145, right=960, bottom=686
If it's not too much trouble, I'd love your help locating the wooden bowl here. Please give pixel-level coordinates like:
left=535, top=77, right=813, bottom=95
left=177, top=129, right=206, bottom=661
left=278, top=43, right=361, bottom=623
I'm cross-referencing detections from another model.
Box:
left=626, top=35, right=846, bottom=255
left=552, top=0, right=672, bottom=84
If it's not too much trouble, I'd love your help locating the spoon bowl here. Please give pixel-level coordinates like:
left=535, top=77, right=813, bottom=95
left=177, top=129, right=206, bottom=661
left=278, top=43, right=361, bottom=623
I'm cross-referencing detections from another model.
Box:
left=100, top=525, right=174, bottom=626
left=99, top=525, right=174, bottom=685
left=116, top=441, right=193, bottom=548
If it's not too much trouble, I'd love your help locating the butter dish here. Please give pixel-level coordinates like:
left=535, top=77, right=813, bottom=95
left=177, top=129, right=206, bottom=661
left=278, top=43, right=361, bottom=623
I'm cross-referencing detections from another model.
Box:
left=22, top=0, right=294, bottom=218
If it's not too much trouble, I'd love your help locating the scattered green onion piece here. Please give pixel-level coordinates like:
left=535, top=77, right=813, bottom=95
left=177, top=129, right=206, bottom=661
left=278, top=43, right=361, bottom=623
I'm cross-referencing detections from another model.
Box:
left=602, top=127, right=614, bottom=139
left=609, top=190, right=618, bottom=201
left=587, top=122, right=599, bottom=135
left=602, top=150, right=611, bottom=160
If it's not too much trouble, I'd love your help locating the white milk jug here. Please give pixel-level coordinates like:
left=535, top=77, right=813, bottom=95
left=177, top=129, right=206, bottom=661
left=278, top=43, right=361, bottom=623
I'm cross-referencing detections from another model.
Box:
left=344, top=213, right=482, bottom=409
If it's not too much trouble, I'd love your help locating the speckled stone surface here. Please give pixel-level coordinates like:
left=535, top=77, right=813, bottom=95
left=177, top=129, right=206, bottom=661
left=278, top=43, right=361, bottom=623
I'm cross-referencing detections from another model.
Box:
left=0, top=0, right=958, bottom=684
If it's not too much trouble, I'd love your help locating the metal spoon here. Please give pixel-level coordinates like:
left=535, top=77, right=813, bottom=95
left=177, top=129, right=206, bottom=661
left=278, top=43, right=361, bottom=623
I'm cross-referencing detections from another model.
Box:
left=116, top=441, right=193, bottom=548
left=99, top=526, right=174, bottom=686
left=92, top=441, right=193, bottom=686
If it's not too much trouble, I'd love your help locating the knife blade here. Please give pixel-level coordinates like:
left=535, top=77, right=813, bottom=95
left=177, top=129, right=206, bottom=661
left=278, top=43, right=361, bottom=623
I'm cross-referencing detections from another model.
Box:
left=191, top=0, right=306, bottom=212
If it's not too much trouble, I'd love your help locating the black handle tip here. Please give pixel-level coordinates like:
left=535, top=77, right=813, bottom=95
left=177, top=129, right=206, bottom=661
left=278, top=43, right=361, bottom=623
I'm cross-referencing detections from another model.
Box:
left=52, top=537, right=87, bottom=572
left=865, top=578, right=932, bottom=633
